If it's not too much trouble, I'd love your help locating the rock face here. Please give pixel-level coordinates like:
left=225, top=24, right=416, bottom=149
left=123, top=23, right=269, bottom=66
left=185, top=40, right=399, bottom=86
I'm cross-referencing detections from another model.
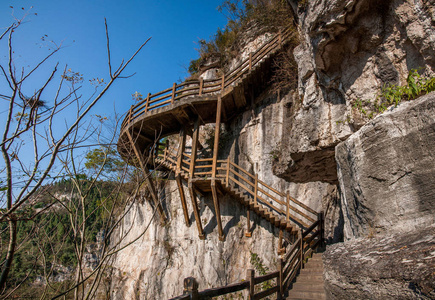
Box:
left=275, top=0, right=435, bottom=184
left=109, top=181, right=282, bottom=299
left=108, top=0, right=435, bottom=298
left=323, top=225, right=435, bottom=299
left=336, top=93, right=435, bottom=239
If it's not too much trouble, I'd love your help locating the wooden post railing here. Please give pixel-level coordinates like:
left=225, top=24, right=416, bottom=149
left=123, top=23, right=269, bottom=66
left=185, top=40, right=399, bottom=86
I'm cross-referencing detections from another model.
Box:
left=199, top=78, right=203, bottom=96
left=171, top=82, right=176, bottom=104
left=254, top=174, right=258, bottom=206
left=145, top=93, right=151, bottom=112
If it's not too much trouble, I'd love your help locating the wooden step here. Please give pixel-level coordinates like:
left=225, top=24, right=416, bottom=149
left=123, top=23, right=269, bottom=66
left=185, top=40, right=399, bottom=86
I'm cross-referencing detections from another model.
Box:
left=287, top=290, right=325, bottom=299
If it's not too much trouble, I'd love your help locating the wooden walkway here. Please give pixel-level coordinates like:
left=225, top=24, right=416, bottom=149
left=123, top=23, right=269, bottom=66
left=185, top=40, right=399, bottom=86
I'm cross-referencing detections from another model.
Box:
left=117, top=26, right=324, bottom=300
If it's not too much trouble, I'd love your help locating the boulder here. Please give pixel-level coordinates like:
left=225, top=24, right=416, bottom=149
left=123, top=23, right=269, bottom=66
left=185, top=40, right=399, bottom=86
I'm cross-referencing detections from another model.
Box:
left=324, top=225, right=435, bottom=299
left=336, top=92, right=435, bottom=239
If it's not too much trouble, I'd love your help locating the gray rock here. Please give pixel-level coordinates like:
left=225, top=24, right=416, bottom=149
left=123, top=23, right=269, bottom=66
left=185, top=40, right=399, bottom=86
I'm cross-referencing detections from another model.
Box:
left=323, top=225, right=435, bottom=299
left=336, top=92, right=435, bottom=240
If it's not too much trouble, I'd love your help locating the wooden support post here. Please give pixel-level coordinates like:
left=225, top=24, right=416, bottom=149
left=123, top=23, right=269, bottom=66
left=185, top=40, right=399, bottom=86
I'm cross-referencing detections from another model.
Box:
left=254, top=174, right=258, bottom=206
left=211, top=183, right=224, bottom=241
left=199, top=78, right=203, bottom=96
left=211, top=97, right=224, bottom=241
left=278, top=229, right=284, bottom=255
left=171, top=82, right=176, bottom=104
left=277, top=258, right=283, bottom=300
left=190, top=119, right=200, bottom=178
left=176, top=176, right=190, bottom=227
left=221, top=74, right=225, bottom=91
left=176, top=129, right=186, bottom=174
left=286, top=192, right=290, bottom=222
left=245, top=209, right=252, bottom=237
left=145, top=93, right=151, bottom=112
left=246, top=269, right=255, bottom=300
left=125, top=131, right=166, bottom=223
left=212, top=96, right=222, bottom=179
left=183, top=277, right=199, bottom=300
left=318, top=211, right=324, bottom=248
left=225, top=156, right=230, bottom=187
left=188, top=184, right=205, bottom=240
left=249, top=52, right=252, bottom=70
left=299, top=228, right=304, bottom=269
left=189, top=119, right=204, bottom=239
left=278, top=29, right=282, bottom=45
left=175, top=127, right=190, bottom=227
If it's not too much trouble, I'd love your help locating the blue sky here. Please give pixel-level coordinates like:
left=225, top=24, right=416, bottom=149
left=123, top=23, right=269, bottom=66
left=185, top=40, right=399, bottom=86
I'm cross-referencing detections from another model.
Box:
left=0, top=0, right=227, bottom=123
left=0, top=1, right=228, bottom=194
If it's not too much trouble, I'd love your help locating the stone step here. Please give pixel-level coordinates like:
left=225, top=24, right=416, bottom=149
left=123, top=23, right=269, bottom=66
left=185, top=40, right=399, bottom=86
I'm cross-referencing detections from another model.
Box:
left=299, top=268, right=324, bottom=275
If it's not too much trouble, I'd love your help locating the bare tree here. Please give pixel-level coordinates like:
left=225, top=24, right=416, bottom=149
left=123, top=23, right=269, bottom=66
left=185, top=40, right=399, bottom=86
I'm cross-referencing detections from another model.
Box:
left=0, top=14, right=151, bottom=297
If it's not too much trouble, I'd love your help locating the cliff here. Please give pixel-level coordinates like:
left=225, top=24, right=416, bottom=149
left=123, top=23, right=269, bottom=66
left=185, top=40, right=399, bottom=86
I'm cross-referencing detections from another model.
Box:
left=110, top=0, right=435, bottom=299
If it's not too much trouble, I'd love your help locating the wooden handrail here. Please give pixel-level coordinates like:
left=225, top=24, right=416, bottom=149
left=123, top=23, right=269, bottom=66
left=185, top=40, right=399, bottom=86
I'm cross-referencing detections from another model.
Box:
left=122, top=27, right=292, bottom=127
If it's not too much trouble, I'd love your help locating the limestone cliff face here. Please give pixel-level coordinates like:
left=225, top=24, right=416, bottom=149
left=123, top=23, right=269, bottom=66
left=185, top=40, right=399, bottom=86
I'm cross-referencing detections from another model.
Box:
left=109, top=0, right=435, bottom=298
left=274, top=0, right=435, bottom=184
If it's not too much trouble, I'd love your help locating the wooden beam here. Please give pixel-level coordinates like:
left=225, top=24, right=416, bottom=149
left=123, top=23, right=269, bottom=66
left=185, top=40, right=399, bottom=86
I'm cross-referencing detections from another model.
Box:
left=176, top=128, right=186, bottom=174
left=188, top=119, right=204, bottom=239
left=211, top=181, right=224, bottom=241
left=188, top=182, right=205, bottom=240
left=125, top=130, right=166, bottom=223
left=245, top=209, right=252, bottom=237
left=211, top=96, right=222, bottom=179
left=211, top=97, right=224, bottom=241
left=189, top=119, right=200, bottom=179
left=176, top=175, right=190, bottom=227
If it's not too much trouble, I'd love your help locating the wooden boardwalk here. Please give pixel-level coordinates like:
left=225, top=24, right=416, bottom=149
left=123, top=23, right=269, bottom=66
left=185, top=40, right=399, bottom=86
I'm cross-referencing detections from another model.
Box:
left=117, top=26, right=325, bottom=299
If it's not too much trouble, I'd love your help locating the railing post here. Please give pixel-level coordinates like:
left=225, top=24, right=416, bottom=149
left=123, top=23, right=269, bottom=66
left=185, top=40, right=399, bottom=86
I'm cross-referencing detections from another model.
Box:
left=299, top=228, right=304, bottom=270
left=145, top=92, right=151, bottom=112
left=225, top=156, right=230, bottom=187
left=246, top=269, right=255, bottom=300
left=128, top=105, right=133, bottom=124
left=221, top=74, right=225, bottom=91
left=163, top=139, right=169, bottom=161
left=254, top=174, right=258, bottom=206
left=278, top=29, right=282, bottom=45
left=249, top=52, right=252, bottom=70
left=318, top=211, right=324, bottom=248
left=171, top=82, right=176, bottom=104
left=199, top=78, right=203, bottom=96
left=286, top=192, right=290, bottom=222
left=277, top=258, right=283, bottom=300
left=183, top=277, right=199, bottom=300
left=245, top=209, right=252, bottom=237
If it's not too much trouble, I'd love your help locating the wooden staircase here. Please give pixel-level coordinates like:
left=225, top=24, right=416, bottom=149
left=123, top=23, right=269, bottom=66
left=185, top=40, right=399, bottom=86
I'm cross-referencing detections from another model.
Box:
left=153, top=150, right=315, bottom=237
left=286, top=252, right=326, bottom=299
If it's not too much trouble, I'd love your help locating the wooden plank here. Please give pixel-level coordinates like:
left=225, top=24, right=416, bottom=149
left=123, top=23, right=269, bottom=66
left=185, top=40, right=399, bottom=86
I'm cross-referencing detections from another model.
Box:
left=189, top=119, right=200, bottom=179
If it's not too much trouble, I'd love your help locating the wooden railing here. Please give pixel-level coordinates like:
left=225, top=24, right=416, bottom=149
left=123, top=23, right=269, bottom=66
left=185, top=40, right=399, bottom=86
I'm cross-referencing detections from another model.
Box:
left=156, top=146, right=317, bottom=229
left=121, top=27, right=293, bottom=130
left=169, top=212, right=324, bottom=300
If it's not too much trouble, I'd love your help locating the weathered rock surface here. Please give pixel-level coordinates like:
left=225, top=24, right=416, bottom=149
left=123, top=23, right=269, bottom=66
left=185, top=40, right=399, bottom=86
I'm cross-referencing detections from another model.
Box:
left=275, top=0, right=435, bottom=184
left=336, top=93, right=435, bottom=239
left=324, top=225, right=435, bottom=299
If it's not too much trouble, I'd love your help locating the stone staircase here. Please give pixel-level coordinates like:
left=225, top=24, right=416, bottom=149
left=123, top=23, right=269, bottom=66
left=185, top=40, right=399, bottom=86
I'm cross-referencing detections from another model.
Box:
left=287, top=252, right=326, bottom=299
